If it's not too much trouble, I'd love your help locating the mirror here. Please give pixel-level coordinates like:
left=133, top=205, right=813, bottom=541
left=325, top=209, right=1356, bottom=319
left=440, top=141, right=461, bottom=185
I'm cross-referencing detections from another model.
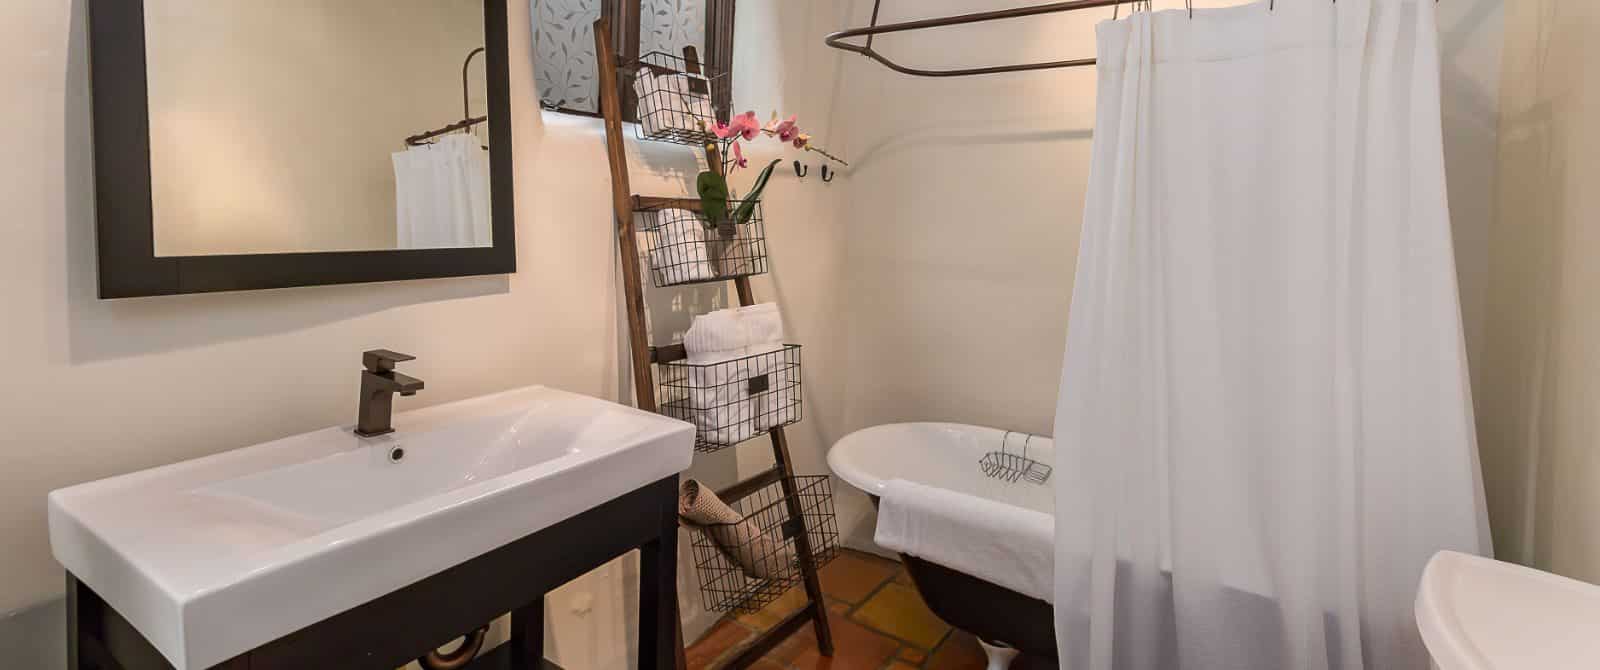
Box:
left=90, top=0, right=515, bottom=297
left=144, top=0, right=492, bottom=256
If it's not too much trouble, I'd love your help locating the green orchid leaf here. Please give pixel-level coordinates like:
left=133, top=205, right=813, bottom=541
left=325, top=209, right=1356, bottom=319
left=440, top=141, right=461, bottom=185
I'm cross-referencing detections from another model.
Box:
left=731, top=159, right=782, bottom=228
left=696, top=171, right=730, bottom=231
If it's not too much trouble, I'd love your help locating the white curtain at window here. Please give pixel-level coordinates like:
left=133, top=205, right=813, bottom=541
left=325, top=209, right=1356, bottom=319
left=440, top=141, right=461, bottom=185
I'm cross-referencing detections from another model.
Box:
left=1052, top=1, right=1491, bottom=669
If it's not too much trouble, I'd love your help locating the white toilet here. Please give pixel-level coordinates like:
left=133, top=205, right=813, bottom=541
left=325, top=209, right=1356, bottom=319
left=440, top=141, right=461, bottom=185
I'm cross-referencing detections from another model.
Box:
left=1416, top=551, right=1600, bottom=669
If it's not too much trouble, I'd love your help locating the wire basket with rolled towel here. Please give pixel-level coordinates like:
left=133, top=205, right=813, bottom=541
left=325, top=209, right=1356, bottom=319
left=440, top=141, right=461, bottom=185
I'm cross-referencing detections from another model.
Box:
left=635, top=200, right=768, bottom=288
left=626, top=50, right=719, bottom=146
left=678, top=476, right=840, bottom=614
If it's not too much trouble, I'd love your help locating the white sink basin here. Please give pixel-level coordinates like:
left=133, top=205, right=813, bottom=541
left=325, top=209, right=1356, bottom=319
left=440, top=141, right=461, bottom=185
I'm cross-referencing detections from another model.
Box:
left=1417, top=551, right=1600, bottom=670
left=49, top=385, right=693, bottom=670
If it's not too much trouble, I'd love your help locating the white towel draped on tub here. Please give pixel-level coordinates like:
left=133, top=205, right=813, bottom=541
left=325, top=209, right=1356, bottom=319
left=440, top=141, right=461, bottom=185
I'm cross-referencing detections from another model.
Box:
left=876, top=479, right=1056, bottom=604
left=392, top=134, right=492, bottom=249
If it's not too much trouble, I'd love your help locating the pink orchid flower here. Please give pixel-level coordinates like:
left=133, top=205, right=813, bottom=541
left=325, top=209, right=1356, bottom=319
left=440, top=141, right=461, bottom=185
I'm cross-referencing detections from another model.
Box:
left=793, top=132, right=812, bottom=149
left=731, top=140, right=748, bottom=170
left=729, top=111, right=762, bottom=141
left=712, top=112, right=759, bottom=140
left=773, top=115, right=801, bottom=143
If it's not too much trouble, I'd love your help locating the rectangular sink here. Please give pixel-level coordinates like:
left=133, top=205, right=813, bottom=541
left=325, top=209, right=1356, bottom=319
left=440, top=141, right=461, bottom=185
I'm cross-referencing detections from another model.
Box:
left=49, top=385, right=693, bottom=670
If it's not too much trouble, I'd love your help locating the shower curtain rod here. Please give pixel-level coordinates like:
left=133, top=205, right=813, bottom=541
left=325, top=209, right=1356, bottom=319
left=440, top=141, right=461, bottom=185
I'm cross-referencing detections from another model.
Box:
left=824, top=0, right=1439, bottom=77
left=405, top=47, right=489, bottom=147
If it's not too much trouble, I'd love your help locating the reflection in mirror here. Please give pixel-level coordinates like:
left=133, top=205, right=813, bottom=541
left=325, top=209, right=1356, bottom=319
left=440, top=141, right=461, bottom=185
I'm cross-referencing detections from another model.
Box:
left=143, top=0, right=493, bottom=257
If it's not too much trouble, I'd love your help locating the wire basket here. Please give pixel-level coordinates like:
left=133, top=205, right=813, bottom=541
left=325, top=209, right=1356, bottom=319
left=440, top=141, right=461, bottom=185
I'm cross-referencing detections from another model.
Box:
left=636, top=200, right=768, bottom=288
left=687, top=475, right=839, bottom=614
left=979, top=431, right=1053, bottom=484
left=622, top=50, right=726, bottom=146
left=658, top=345, right=801, bottom=453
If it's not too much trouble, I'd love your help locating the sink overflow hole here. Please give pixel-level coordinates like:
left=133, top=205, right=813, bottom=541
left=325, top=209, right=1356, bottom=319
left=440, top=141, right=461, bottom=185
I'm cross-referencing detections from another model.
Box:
left=389, top=447, right=405, bottom=463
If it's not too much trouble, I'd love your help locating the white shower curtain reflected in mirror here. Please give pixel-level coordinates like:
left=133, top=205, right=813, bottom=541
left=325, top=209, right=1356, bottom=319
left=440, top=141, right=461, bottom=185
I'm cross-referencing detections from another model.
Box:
left=1052, top=1, right=1491, bottom=669
left=392, top=134, right=493, bottom=249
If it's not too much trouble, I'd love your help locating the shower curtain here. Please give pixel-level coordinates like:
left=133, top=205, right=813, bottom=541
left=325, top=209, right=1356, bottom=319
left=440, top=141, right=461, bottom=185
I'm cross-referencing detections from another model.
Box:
left=1052, top=1, right=1490, bottom=669
left=392, top=133, right=493, bottom=249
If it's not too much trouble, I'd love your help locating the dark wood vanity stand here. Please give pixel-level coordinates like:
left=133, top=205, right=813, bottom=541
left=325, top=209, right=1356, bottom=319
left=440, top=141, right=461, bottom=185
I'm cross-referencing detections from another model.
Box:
left=593, top=16, right=834, bottom=670
left=67, top=475, right=681, bottom=670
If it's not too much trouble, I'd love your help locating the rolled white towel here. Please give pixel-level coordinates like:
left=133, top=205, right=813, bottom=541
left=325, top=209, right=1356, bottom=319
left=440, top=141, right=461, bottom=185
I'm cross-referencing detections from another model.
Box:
left=631, top=69, right=679, bottom=136
left=683, top=309, right=757, bottom=445
left=736, top=304, right=794, bottom=430
left=680, top=74, right=714, bottom=123
left=648, top=209, right=714, bottom=284
left=737, top=303, right=785, bottom=347
left=755, top=361, right=797, bottom=431
left=632, top=69, right=712, bottom=136
left=684, top=309, right=745, bottom=359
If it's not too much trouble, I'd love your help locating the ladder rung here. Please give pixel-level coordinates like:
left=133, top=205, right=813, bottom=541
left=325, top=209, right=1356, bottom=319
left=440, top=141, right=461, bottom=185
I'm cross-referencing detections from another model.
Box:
left=716, top=467, right=783, bottom=503
left=650, top=344, right=688, bottom=364
left=633, top=195, right=703, bottom=212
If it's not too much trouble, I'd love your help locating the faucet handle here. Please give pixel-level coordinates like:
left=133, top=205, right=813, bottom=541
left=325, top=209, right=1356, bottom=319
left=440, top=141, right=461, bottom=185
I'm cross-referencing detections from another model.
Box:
left=363, top=349, right=416, bottom=373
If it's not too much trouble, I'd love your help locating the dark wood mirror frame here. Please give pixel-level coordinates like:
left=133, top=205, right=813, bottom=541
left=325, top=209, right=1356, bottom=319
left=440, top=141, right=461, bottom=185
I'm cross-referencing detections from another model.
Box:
left=88, top=0, right=517, bottom=299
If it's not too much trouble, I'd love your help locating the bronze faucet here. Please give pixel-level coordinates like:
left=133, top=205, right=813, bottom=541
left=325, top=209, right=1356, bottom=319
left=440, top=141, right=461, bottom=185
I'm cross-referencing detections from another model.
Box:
left=355, top=350, right=424, bottom=437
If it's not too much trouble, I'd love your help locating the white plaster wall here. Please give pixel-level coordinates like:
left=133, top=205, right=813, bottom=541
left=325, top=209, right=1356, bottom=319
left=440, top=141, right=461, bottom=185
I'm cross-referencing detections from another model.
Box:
left=0, top=0, right=851, bottom=667
left=821, top=0, right=1505, bottom=552
left=1475, top=0, right=1600, bottom=579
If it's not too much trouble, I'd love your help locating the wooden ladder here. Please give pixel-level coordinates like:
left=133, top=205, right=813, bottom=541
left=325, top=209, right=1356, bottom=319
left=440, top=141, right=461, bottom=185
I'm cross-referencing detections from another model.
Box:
left=592, top=17, right=835, bottom=670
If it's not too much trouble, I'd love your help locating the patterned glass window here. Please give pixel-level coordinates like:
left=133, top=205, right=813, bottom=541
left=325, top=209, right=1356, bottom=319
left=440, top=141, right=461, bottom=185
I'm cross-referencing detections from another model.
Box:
left=639, top=0, right=705, bottom=64
left=532, top=0, right=728, bottom=118
left=533, top=0, right=605, bottom=114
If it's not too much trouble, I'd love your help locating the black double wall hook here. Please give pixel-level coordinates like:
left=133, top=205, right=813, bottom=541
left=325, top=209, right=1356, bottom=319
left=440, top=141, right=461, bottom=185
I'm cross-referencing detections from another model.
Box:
left=821, top=165, right=836, bottom=183
left=794, top=160, right=808, bottom=179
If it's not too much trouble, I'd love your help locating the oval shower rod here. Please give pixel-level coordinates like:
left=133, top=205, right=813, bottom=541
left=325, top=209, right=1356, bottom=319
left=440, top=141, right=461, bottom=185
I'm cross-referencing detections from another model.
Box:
left=824, top=0, right=1440, bottom=77
left=824, top=0, right=1117, bottom=77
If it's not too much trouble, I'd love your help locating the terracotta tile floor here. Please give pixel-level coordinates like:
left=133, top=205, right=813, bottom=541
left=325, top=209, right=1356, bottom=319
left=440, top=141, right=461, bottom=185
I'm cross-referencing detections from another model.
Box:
left=686, top=549, right=1052, bottom=669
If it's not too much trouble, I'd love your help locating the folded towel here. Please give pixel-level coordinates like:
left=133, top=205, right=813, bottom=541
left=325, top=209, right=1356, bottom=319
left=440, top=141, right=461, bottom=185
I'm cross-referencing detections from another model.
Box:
left=648, top=209, right=715, bottom=285
left=679, top=479, right=795, bottom=580
left=737, top=303, right=785, bottom=349
left=875, top=479, right=1055, bottom=603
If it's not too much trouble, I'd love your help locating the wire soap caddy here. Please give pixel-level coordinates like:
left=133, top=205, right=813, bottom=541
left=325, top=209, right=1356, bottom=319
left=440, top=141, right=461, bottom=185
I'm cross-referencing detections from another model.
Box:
left=979, top=431, right=1053, bottom=484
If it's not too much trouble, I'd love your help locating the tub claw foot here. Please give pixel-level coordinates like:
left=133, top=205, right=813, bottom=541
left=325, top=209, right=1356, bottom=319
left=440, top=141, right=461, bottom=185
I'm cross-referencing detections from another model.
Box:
left=979, top=639, right=1021, bottom=670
